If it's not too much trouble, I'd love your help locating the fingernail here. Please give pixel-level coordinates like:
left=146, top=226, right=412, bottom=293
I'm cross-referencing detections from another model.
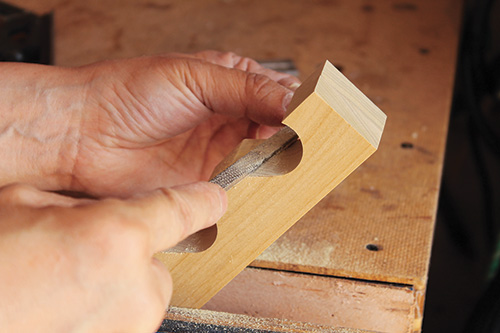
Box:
left=282, top=92, right=293, bottom=111
left=288, top=82, right=301, bottom=90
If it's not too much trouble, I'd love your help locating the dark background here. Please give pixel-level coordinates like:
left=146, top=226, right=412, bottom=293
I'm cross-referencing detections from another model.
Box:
left=423, top=0, right=500, bottom=332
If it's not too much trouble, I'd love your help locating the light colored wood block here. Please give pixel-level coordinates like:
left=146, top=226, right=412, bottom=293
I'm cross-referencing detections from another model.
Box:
left=155, top=61, right=387, bottom=308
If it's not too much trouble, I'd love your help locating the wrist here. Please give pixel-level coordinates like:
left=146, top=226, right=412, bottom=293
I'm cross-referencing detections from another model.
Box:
left=0, top=63, right=83, bottom=190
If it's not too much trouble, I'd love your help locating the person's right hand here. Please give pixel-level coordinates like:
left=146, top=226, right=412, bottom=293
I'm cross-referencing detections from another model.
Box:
left=0, top=182, right=226, bottom=332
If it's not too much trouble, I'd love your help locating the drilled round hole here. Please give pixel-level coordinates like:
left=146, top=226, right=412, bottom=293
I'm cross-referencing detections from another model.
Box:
left=419, top=47, right=430, bottom=55
left=366, top=244, right=381, bottom=251
left=401, top=142, right=414, bottom=149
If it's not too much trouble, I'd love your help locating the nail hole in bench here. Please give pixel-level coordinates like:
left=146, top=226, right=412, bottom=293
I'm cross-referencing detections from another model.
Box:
left=419, top=47, right=430, bottom=55
left=401, top=142, right=414, bottom=149
left=366, top=244, right=381, bottom=251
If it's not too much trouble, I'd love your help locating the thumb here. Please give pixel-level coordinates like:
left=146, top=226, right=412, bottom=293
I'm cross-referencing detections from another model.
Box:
left=129, top=182, right=227, bottom=253
left=175, top=58, right=294, bottom=126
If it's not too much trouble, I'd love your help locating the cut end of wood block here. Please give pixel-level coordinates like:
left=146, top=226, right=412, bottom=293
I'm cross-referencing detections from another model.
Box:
left=288, top=61, right=387, bottom=149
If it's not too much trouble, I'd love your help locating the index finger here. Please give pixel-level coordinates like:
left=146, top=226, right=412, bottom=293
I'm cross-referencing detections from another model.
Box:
left=190, top=51, right=301, bottom=89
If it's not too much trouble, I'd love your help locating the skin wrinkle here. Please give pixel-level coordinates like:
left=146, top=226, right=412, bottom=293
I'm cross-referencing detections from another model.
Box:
left=89, top=69, right=130, bottom=140
left=167, top=130, right=198, bottom=176
left=156, top=187, right=193, bottom=241
left=179, top=127, right=211, bottom=179
left=157, top=152, right=181, bottom=183
left=62, top=122, right=81, bottom=189
left=66, top=69, right=93, bottom=191
left=234, top=55, right=252, bottom=71
left=91, top=88, right=126, bottom=145
left=244, top=72, right=264, bottom=121
left=45, top=82, right=84, bottom=186
left=158, top=60, right=211, bottom=136
left=106, top=83, right=144, bottom=145
left=120, top=61, right=190, bottom=142
left=151, top=137, right=191, bottom=182
left=183, top=60, right=213, bottom=112
left=56, top=121, right=73, bottom=184
left=80, top=71, right=137, bottom=161
left=173, top=191, right=196, bottom=241
left=255, top=84, right=279, bottom=107
left=0, top=122, right=15, bottom=139
left=171, top=88, right=208, bottom=135
left=120, top=79, right=159, bottom=143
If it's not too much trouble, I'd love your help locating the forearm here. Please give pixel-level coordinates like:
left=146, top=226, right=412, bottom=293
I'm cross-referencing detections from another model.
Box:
left=0, top=63, right=82, bottom=190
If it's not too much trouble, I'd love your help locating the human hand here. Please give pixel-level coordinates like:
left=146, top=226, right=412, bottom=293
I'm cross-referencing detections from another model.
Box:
left=0, top=51, right=299, bottom=196
left=73, top=51, right=300, bottom=197
left=0, top=182, right=226, bottom=332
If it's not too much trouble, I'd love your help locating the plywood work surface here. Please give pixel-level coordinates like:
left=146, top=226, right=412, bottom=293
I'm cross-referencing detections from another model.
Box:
left=15, top=0, right=461, bottom=322
left=204, top=267, right=415, bottom=333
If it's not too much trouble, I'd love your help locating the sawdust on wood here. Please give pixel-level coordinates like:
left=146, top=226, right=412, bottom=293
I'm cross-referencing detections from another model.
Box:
left=165, top=306, right=376, bottom=332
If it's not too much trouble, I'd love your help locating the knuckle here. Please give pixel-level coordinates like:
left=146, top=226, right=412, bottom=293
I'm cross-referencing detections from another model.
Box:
left=0, top=183, right=35, bottom=204
left=84, top=199, right=149, bottom=255
left=246, top=72, right=272, bottom=96
left=220, top=51, right=236, bottom=61
left=219, top=51, right=252, bottom=69
left=235, top=55, right=257, bottom=71
left=158, top=188, right=194, bottom=238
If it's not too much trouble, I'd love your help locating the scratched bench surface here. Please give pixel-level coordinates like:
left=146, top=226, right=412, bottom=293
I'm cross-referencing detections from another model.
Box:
left=18, top=0, right=460, bottom=292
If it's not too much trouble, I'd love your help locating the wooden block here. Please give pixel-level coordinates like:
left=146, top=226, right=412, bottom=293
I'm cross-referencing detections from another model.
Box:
left=155, top=60, right=387, bottom=308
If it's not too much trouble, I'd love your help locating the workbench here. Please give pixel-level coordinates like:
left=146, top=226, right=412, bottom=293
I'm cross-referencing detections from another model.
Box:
left=12, top=0, right=462, bottom=331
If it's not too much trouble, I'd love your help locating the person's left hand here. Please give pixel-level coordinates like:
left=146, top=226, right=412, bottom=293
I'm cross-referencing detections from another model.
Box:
left=0, top=51, right=299, bottom=196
